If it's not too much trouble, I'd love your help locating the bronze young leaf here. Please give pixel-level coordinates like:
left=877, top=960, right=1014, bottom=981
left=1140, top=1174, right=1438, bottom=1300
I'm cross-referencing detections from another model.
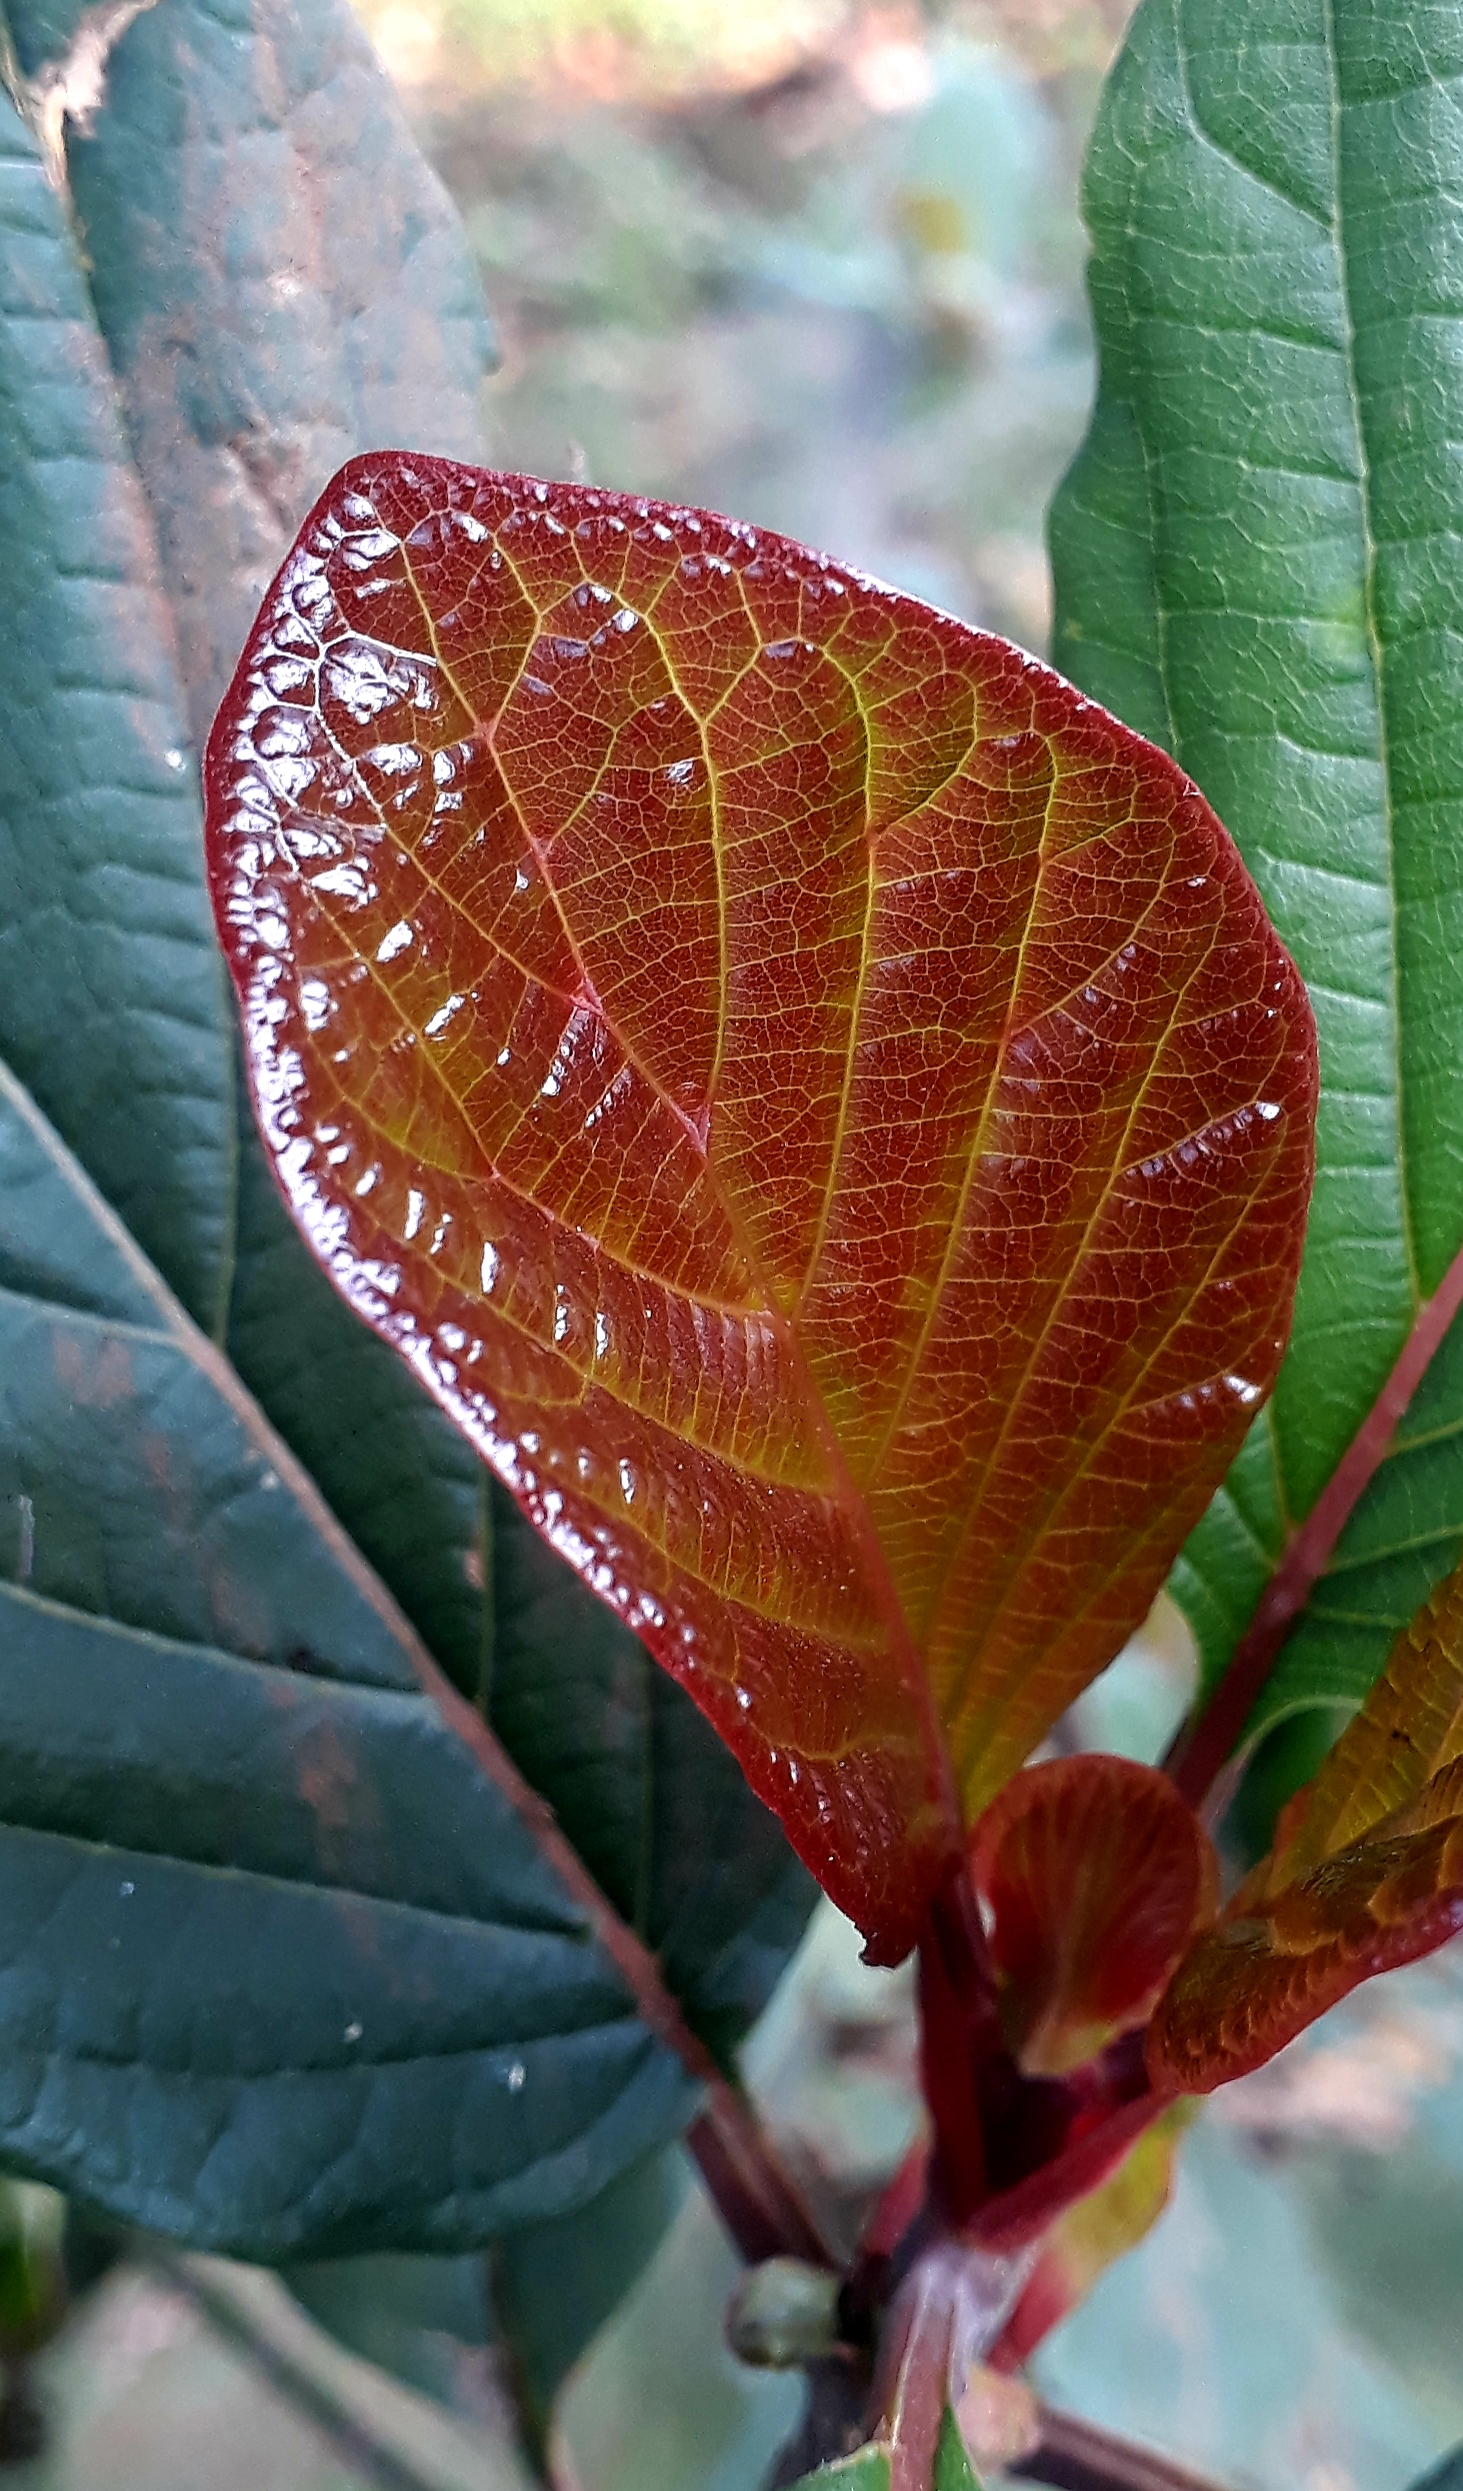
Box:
left=1151, top=1565, right=1463, bottom=2091
left=205, top=456, right=1316, bottom=1961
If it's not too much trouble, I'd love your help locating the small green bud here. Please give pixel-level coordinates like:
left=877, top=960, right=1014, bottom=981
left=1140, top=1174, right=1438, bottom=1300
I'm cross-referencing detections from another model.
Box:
left=726, top=2257, right=843, bottom=2369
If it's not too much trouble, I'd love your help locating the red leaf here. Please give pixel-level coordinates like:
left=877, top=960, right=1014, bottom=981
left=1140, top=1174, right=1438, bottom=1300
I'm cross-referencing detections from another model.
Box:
left=972, top=1757, right=1216, bottom=2076
left=1148, top=1766, right=1463, bottom=2092
left=205, top=455, right=1317, bottom=1961
left=1150, top=1567, right=1463, bottom=2091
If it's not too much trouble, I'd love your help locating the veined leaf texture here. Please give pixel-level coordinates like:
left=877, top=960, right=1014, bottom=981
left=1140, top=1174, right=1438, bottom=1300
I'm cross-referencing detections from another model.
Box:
left=971, top=1757, right=1215, bottom=2076
left=1051, top=0, right=1463, bottom=1738
left=1150, top=1565, right=1463, bottom=2090
left=206, top=456, right=1317, bottom=1958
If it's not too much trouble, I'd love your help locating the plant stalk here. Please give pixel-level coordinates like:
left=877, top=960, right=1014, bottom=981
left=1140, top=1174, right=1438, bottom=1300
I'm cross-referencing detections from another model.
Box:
left=143, top=2245, right=520, bottom=2491
left=1166, top=1233, right=1463, bottom=1811
left=1013, top=2404, right=1234, bottom=2491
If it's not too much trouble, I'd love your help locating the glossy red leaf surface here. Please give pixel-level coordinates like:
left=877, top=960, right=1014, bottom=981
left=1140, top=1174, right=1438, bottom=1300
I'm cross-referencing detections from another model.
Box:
left=205, top=454, right=1317, bottom=1960
left=1150, top=1569, right=1463, bottom=2092
left=972, top=1758, right=1216, bottom=2076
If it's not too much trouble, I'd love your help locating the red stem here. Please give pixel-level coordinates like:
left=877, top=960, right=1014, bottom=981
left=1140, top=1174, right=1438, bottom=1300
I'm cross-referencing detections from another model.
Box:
left=1014, top=2406, right=1235, bottom=2491
left=884, top=2263, right=953, bottom=2491
left=684, top=2103, right=832, bottom=2268
left=1166, top=1235, right=1463, bottom=1811
left=965, top=2090, right=1163, bottom=2254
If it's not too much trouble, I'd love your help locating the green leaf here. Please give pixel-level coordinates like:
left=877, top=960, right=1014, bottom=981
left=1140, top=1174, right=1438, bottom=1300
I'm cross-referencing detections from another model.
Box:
left=787, top=2451, right=892, bottom=2490
left=1050, top=0, right=1463, bottom=1725
left=1252, top=1304, right=1463, bottom=1729
left=0, top=84, right=233, bottom=1333
left=0, top=1057, right=696, bottom=2254
left=783, top=2413, right=981, bottom=2491
left=935, top=2407, right=984, bottom=2490
left=286, top=2148, right=688, bottom=2433
left=25, top=0, right=816, bottom=2028
left=0, top=0, right=811, bottom=2307
left=5, top=0, right=497, bottom=749
left=1410, top=2452, right=1463, bottom=2491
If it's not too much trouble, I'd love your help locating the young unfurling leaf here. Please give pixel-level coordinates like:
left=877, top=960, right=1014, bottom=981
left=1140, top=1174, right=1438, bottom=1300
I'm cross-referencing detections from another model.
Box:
left=1151, top=1568, right=1463, bottom=2091
left=972, top=1758, right=1215, bottom=2076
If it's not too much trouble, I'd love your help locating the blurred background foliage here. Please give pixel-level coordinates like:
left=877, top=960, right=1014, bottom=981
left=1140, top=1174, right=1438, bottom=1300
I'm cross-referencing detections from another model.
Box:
left=364, top=0, right=1134, bottom=658
left=11, top=0, right=1463, bottom=2487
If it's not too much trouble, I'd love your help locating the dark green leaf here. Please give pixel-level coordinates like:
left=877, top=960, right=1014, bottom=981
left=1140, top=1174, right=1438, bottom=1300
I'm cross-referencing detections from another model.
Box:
left=285, top=2148, right=687, bottom=2431
left=0, top=84, right=233, bottom=1332
left=282, top=2249, right=495, bottom=2412
left=0, top=1058, right=695, bottom=2255
left=1050, top=0, right=1463, bottom=1729
left=1411, top=2454, right=1463, bottom=2491
left=5, top=0, right=497, bottom=749
left=486, top=2146, right=689, bottom=2432
left=0, top=0, right=810, bottom=2338
left=22, top=0, right=818, bottom=2034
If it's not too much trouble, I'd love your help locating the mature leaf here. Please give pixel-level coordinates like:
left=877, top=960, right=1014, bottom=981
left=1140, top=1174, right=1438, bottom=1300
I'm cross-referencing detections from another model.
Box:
left=286, top=2145, right=686, bottom=2428
left=1149, top=1567, right=1463, bottom=2091
left=16, top=0, right=817, bottom=2043
left=283, top=2246, right=496, bottom=2409
left=0, top=1056, right=698, bottom=2252
left=3, top=0, right=513, bottom=1707
left=206, top=452, right=1316, bottom=1957
left=970, top=1760, right=1213, bottom=2076
left=1248, top=1297, right=1463, bottom=1739
left=1050, top=0, right=1463, bottom=1726
left=1411, top=2453, right=1463, bottom=2491
left=0, top=0, right=810, bottom=2313
left=4, top=0, right=497, bottom=752
left=0, top=83, right=233, bottom=1332
left=483, top=2146, right=690, bottom=2433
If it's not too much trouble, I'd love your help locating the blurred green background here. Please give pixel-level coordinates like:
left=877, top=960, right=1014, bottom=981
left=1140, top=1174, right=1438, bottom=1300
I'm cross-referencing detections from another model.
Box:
left=10, top=1, right=1463, bottom=2487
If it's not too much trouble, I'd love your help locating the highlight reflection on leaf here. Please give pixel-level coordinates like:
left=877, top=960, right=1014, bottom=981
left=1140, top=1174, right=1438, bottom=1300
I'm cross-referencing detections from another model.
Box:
left=207, top=455, right=1316, bottom=1958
